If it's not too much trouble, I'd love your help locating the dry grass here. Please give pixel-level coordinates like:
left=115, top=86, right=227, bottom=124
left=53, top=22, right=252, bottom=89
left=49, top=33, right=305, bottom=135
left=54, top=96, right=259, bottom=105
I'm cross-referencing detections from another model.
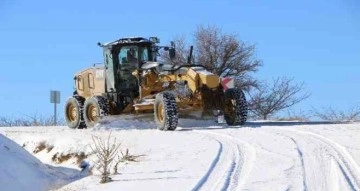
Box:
left=33, top=141, right=47, bottom=154
left=0, top=113, right=65, bottom=127
left=46, top=145, right=54, bottom=153
left=52, top=152, right=88, bottom=165
left=274, top=110, right=310, bottom=122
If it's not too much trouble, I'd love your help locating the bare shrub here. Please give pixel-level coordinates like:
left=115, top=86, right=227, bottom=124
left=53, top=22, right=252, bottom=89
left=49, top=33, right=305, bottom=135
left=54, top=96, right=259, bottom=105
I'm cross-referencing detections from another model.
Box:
left=0, top=117, right=13, bottom=127
left=90, top=133, right=121, bottom=184
left=0, top=113, right=65, bottom=127
left=120, top=148, right=144, bottom=162
left=249, top=77, right=310, bottom=120
left=274, top=110, right=310, bottom=122
left=312, top=106, right=360, bottom=122
left=113, top=148, right=145, bottom=174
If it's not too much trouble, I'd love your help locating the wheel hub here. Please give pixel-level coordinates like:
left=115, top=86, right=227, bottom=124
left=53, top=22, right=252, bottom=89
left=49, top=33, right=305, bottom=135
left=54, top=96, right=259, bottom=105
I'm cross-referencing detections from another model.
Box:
left=88, top=105, right=98, bottom=122
left=157, top=103, right=164, bottom=123
left=68, top=105, right=78, bottom=122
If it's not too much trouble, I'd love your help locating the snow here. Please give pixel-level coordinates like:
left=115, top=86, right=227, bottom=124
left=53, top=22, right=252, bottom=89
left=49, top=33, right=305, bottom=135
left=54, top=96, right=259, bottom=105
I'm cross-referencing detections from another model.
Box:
left=0, top=134, right=81, bottom=191
left=1, top=119, right=360, bottom=191
left=140, top=62, right=160, bottom=70
left=133, top=99, right=155, bottom=106
left=191, top=67, right=214, bottom=76
left=197, top=70, right=214, bottom=76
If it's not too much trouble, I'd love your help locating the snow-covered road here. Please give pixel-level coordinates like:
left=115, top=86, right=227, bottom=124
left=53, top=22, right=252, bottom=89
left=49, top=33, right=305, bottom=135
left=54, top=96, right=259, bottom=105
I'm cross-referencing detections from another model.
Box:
left=1, top=120, right=360, bottom=191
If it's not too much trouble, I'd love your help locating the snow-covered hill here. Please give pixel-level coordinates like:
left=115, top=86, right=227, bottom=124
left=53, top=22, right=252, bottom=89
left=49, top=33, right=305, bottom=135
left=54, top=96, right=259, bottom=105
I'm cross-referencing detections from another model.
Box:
left=1, top=119, right=360, bottom=191
left=0, top=134, right=82, bottom=191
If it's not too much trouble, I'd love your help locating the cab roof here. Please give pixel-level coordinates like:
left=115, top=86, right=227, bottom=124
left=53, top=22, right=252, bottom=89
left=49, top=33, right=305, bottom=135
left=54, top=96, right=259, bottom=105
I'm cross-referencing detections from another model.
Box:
left=98, top=37, right=154, bottom=48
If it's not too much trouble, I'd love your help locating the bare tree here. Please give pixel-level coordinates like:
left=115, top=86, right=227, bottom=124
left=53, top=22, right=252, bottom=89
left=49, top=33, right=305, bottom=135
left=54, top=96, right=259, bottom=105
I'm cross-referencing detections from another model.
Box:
left=90, top=133, right=121, bottom=183
left=249, top=77, right=310, bottom=120
left=195, top=25, right=262, bottom=91
left=312, top=106, right=360, bottom=122
left=159, top=25, right=262, bottom=91
left=159, top=35, right=190, bottom=65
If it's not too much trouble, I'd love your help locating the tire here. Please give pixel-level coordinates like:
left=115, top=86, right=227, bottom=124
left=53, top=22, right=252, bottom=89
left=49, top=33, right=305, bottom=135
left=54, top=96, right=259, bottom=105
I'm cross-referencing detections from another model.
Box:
left=223, top=89, right=248, bottom=126
left=83, top=96, right=109, bottom=128
left=154, top=92, right=178, bottom=131
left=64, top=96, right=85, bottom=129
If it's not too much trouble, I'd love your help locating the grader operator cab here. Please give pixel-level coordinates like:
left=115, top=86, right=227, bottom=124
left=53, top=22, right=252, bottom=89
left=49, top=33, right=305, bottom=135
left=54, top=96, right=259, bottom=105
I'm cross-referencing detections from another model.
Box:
left=65, top=37, right=248, bottom=130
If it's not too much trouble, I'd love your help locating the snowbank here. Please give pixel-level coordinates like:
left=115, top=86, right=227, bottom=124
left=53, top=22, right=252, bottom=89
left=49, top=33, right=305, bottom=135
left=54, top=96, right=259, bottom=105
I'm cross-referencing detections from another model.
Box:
left=0, top=134, right=79, bottom=191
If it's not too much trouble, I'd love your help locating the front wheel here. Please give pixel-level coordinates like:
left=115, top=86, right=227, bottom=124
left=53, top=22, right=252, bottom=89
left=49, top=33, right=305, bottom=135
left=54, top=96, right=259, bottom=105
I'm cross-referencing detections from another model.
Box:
left=223, top=89, right=248, bottom=126
left=83, top=96, right=109, bottom=128
left=154, top=92, right=178, bottom=131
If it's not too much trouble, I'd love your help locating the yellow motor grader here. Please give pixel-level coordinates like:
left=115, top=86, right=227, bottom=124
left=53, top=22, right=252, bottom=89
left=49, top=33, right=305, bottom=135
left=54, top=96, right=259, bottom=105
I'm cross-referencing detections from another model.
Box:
left=64, top=37, right=247, bottom=130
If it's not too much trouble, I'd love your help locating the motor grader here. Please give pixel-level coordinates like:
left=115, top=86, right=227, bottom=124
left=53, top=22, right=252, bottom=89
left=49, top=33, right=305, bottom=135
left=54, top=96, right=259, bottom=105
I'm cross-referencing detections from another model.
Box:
left=64, top=37, right=247, bottom=130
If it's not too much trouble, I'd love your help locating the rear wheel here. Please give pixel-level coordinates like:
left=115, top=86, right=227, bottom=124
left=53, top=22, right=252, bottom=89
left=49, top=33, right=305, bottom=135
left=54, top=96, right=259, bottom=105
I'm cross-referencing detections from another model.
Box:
left=154, top=92, right=178, bottom=131
left=83, top=96, right=109, bottom=128
left=223, top=89, right=248, bottom=126
left=64, top=96, right=85, bottom=129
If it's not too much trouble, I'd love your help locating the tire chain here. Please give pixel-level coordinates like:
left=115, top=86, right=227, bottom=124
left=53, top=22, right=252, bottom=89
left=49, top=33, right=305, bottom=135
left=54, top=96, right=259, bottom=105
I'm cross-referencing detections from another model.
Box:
left=231, top=89, right=248, bottom=125
left=73, top=95, right=86, bottom=128
left=162, top=92, right=178, bottom=131
left=93, top=96, right=110, bottom=117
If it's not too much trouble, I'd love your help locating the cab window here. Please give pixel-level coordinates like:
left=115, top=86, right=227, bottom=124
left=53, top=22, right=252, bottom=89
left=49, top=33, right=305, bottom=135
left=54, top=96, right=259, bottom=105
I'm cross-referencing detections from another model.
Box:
left=119, top=46, right=138, bottom=65
left=140, top=47, right=150, bottom=62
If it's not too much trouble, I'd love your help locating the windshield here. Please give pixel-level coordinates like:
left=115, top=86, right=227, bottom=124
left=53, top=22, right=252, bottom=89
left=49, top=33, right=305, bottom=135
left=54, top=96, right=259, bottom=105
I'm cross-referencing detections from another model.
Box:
left=118, top=45, right=152, bottom=65
left=118, top=46, right=138, bottom=65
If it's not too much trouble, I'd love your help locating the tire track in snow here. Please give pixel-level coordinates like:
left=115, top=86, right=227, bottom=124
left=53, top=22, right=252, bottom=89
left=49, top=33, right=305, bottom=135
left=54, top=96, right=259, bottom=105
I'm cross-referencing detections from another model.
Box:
left=274, top=127, right=360, bottom=190
left=336, top=158, right=357, bottom=190
left=220, top=132, right=256, bottom=191
left=190, top=132, right=237, bottom=191
left=287, top=137, right=308, bottom=191
left=191, top=140, right=223, bottom=191
left=192, top=130, right=256, bottom=191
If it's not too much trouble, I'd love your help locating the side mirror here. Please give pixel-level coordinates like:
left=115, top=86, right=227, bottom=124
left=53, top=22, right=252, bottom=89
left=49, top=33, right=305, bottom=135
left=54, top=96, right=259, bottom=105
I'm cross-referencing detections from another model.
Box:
left=169, top=41, right=176, bottom=60
left=169, top=48, right=176, bottom=60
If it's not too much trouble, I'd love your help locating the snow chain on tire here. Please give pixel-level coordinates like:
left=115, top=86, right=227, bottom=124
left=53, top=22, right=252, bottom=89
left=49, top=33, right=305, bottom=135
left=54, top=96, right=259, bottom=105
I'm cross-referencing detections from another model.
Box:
left=224, top=89, right=248, bottom=125
left=94, top=96, right=110, bottom=117
left=64, top=95, right=86, bottom=129
left=83, top=96, right=109, bottom=128
left=74, top=95, right=86, bottom=129
left=154, top=92, right=178, bottom=131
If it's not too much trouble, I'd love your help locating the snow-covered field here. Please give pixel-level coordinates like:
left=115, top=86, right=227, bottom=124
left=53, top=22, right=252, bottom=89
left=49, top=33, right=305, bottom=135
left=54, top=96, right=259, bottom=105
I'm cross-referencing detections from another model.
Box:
left=1, top=119, right=360, bottom=191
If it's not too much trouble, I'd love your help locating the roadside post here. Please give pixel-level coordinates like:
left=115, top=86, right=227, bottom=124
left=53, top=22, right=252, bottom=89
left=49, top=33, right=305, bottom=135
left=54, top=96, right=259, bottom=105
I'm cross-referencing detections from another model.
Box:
left=50, top=90, right=60, bottom=125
